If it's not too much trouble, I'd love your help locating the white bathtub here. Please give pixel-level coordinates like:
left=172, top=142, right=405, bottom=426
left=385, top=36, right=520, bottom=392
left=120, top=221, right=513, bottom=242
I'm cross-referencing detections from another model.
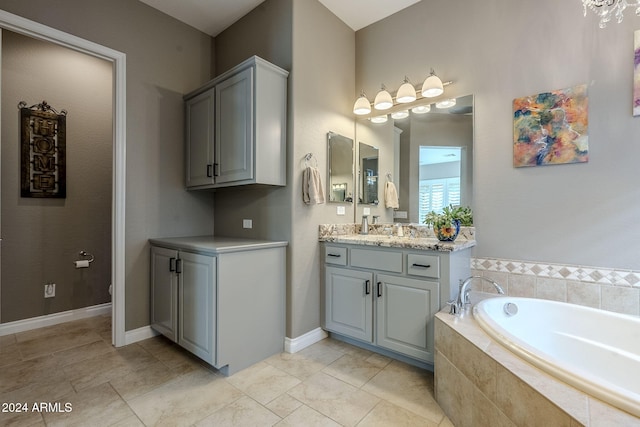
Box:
left=473, top=296, right=640, bottom=418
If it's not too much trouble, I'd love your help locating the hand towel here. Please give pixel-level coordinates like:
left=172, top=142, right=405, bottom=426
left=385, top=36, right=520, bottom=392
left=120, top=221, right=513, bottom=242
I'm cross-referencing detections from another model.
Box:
left=303, top=166, right=325, bottom=205
left=384, top=181, right=399, bottom=209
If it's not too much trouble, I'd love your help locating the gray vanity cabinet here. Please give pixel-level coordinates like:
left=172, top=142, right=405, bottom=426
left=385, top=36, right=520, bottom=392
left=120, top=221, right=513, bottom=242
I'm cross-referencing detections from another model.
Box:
left=150, top=246, right=216, bottom=365
left=150, top=246, right=179, bottom=342
left=184, top=56, right=288, bottom=189
left=375, top=274, right=439, bottom=361
left=323, top=243, right=469, bottom=364
left=325, top=267, right=373, bottom=342
left=177, top=251, right=216, bottom=364
left=150, top=236, right=287, bottom=375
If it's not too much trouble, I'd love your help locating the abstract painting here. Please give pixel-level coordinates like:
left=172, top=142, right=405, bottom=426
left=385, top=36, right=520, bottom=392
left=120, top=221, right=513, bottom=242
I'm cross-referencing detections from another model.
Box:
left=513, top=84, right=588, bottom=168
left=635, top=30, right=640, bottom=116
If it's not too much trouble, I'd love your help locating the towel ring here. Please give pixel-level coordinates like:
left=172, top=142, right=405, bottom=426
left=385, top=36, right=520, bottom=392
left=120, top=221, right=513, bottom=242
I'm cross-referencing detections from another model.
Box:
left=304, top=153, right=318, bottom=168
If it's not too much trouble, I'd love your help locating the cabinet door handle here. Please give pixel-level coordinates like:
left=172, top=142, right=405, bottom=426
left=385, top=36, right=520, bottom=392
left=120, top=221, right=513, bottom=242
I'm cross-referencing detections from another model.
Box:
left=176, top=258, right=182, bottom=274
left=169, top=257, right=176, bottom=272
left=377, top=281, right=382, bottom=297
left=327, top=253, right=341, bottom=258
left=364, top=280, right=371, bottom=295
left=213, top=163, right=219, bottom=177
left=207, top=164, right=213, bottom=177
left=412, top=263, right=431, bottom=268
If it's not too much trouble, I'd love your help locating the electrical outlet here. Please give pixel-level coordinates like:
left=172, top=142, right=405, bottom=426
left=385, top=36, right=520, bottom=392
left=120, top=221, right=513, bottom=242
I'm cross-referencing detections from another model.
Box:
left=363, top=207, right=371, bottom=216
left=44, top=283, right=56, bottom=298
left=337, top=206, right=346, bottom=215
left=242, top=219, right=253, bottom=229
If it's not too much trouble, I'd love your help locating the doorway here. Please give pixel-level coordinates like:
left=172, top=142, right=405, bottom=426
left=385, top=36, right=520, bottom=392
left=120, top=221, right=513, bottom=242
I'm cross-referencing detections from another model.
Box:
left=0, top=10, right=126, bottom=346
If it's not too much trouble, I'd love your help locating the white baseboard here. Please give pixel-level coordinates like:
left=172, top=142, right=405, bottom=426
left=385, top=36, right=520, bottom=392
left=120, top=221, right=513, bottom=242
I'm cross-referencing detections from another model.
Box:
left=284, top=327, right=328, bottom=353
left=124, top=325, right=159, bottom=345
left=0, top=303, right=112, bottom=337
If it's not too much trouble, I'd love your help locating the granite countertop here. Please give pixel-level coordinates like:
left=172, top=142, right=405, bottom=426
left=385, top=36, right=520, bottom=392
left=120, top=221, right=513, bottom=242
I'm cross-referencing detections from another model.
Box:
left=318, top=224, right=476, bottom=252
left=149, top=235, right=288, bottom=255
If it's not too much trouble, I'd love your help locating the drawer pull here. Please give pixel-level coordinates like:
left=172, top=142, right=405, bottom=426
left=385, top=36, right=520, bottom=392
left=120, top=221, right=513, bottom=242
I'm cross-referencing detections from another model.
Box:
left=377, top=281, right=382, bottom=297
left=169, top=257, right=176, bottom=272
left=412, top=263, right=431, bottom=268
left=327, top=253, right=342, bottom=258
left=365, top=280, right=371, bottom=295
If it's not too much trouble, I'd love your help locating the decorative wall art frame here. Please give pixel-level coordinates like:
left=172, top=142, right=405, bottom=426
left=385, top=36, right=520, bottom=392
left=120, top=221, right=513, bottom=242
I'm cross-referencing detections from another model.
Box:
left=19, top=100, right=67, bottom=198
left=635, top=30, right=640, bottom=116
left=513, top=84, right=589, bottom=168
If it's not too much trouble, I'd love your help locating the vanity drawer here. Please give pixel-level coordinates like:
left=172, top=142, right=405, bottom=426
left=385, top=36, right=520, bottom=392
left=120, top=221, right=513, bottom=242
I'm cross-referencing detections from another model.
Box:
left=407, top=254, right=440, bottom=278
left=351, top=248, right=403, bottom=273
left=324, top=246, right=347, bottom=266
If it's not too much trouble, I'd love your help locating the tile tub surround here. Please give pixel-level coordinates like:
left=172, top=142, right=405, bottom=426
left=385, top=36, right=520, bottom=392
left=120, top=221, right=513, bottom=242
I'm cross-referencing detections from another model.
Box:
left=471, top=257, right=640, bottom=317
left=319, top=223, right=476, bottom=252
left=434, top=310, right=639, bottom=427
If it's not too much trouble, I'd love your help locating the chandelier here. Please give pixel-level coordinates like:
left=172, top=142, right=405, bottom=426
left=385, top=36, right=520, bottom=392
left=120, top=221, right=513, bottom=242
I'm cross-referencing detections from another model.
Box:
left=583, top=0, right=640, bottom=28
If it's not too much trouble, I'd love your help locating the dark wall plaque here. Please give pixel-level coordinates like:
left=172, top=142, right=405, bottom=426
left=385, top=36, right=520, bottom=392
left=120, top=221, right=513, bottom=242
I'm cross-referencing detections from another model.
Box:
left=20, top=101, right=67, bottom=198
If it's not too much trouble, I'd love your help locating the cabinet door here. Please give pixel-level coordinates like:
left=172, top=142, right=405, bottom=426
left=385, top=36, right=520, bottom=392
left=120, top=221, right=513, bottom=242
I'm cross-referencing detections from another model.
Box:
left=375, top=274, right=440, bottom=362
left=215, top=67, right=254, bottom=184
left=178, top=252, right=217, bottom=365
left=325, top=267, right=373, bottom=343
left=185, top=89, right=215, bottom=187
left=150, top=246, right=178, bottom=342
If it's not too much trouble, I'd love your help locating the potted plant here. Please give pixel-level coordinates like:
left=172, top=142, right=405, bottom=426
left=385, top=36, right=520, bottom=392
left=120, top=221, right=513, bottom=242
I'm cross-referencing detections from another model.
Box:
left=424, top=205, right=473, bottom=242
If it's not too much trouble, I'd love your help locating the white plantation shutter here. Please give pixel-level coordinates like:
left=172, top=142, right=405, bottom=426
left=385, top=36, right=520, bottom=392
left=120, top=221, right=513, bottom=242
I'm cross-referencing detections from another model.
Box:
left=419, top=177, right=461, bottom=223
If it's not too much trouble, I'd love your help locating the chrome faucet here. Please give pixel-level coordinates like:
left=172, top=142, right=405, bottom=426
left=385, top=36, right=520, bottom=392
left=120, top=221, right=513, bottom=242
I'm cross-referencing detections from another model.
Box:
left=448, top=276, right=505, bottom=316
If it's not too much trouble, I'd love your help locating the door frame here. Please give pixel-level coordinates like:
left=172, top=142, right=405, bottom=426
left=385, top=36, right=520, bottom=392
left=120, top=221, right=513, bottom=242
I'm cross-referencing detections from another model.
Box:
left=0, top=10, right=127, bottom=346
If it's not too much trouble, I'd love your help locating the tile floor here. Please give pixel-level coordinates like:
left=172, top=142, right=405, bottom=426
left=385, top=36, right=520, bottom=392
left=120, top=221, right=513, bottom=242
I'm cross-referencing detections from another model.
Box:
left=0, top=315, right=453, bottom=426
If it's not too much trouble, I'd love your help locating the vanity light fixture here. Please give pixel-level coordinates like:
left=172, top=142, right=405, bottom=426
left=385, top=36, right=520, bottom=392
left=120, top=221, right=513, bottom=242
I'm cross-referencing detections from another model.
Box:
left=421, top=69, right=444, bottom=98
left=370, top=115, right=388, bottom=124
left=374, top=84, right=394, bottom=110
left=435, top=98, right=456, bottom=109
left=390, top=110, right=409, bottom=120
left=412, top=104, right=431, bottom=114
left=353, top=91, right=372, bottom=115
left=396, top=77, right=417, bottom=103
left=582, top=0, right=640, bottom=28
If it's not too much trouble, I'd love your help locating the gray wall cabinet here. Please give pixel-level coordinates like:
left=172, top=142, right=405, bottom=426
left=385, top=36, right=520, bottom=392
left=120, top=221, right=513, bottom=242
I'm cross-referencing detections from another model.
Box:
left=322, top=243, right=470, bottom=365
left=184, top=56, right=288, bottom=189
left=150, top=237, right=287, bottom=375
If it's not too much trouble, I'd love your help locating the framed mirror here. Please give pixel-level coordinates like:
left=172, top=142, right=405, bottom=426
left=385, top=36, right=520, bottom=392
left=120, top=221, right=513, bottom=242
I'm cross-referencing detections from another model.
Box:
left=327, top=132, right=354, bottom=203
left=355, top=94, right=474, bottom=223
left=358, top=142, right=379, bottom=205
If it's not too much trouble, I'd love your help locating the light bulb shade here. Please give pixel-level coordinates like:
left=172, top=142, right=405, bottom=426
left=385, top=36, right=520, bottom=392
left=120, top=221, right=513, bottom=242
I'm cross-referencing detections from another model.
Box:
left=411, top=104, right=431, bottom=114
left=396, top=82, right=417, bottom=103
left=374, top=89, right=393, bottom=110
left=422, top=74, right=444, bottom=98
left=391, top=110, right=409, bottom=120
left=353, top=94, right=371, bottom=115
left=435, top=98, right=456, bottom=109
left=370, top=115, right=388, bottom=124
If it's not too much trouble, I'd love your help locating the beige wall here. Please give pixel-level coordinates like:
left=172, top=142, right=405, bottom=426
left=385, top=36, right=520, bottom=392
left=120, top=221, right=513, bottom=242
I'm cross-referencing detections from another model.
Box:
left=0, top=0, right=216, bottom=329
left=212, top=0, right=355, bottom=338
left=1, top=31, right=112, bottom=322
left=356, top=0, right=640, bottom=271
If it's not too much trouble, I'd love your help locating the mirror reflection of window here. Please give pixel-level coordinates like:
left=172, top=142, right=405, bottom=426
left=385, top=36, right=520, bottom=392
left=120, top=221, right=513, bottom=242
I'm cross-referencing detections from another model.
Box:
left=418, top=146, right=462, bottom=222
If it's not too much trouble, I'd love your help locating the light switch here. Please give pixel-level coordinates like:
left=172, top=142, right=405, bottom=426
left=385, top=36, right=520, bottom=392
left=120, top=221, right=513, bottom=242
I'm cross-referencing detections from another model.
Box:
left=243, top=219, right=253, bottom=229
left=337, top=206, right=346, bottom=215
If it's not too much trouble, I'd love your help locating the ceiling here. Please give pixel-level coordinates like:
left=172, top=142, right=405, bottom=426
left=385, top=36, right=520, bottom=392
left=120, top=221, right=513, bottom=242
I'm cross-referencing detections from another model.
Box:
left=138, top=0, right=421, bottom=36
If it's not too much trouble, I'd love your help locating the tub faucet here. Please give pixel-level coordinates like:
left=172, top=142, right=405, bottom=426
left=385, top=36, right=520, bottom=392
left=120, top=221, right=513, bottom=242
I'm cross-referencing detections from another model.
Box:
left=448, top=276, right=505, bottom=316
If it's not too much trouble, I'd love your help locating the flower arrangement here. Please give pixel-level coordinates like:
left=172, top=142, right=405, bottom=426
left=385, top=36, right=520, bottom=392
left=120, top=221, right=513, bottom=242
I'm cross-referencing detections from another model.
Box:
left=423, top=205, right=473, bottom=241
